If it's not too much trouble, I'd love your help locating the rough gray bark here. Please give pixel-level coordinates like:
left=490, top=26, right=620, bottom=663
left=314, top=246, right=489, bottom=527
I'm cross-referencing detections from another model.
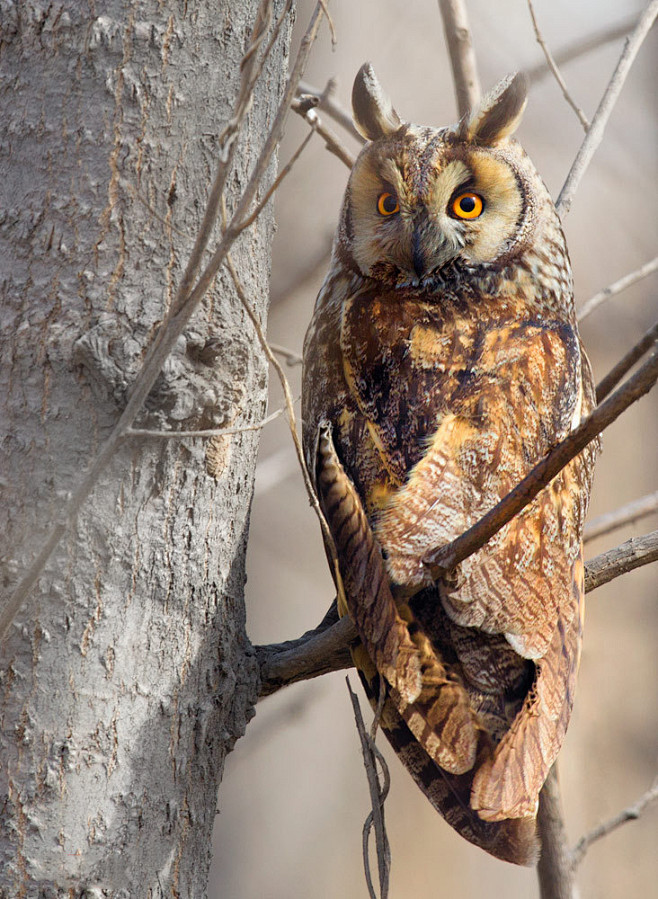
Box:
left=0, top=1, right=291, bottom=895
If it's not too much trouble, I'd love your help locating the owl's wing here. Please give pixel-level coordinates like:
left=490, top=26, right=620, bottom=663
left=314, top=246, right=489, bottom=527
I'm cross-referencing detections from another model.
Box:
left=316, top=425, right=480, bottom=774
left=374, top=321, right=586, bottom=658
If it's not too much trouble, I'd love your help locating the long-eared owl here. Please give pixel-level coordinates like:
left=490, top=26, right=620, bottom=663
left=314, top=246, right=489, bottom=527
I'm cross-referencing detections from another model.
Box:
left=302, top=64, right=598, bottom=865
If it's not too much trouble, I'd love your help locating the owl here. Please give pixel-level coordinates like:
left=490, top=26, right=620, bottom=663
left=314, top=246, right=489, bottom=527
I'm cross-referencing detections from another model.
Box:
left=302, top=64, right=597, bottom=865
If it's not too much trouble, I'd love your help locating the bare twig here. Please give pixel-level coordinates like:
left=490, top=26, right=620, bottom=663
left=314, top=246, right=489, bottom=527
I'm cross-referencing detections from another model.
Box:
left=0, top=0, right=328, bottom=639
left=557, top=1, right=658, bottom=215
left=537, top=766, right=575, bottom=899
left=426, top=347, right=658, bottom=578
left=595, top=320, right=658, bottom=403
left=298, top=79, right=364, bottom=142
left=224, top=245, right=341, bottom=585
left=269, top=343, right=304, bottom=366
left=578, top=256, right=658, bottom=322
left=525, top=17, right=639, bottom=84
left=584, top=490, right=658, bottom=542
left=347, top=678, right=391, bottom=899
left=236, top=127, right=315, bottom=232
left=571, top=776, right=658, bottom=870
left=292, top=99, right=356, bottom=168
left=437, top=0, right=481, bottom=116
left=527, top=0, right=589, bottom=130
left=125, top=406, right=286, bottom=439
left=584, top=528, right=658, bottom=592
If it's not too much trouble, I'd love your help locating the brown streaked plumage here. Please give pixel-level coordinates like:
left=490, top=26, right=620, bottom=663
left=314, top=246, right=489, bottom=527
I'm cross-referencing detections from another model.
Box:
left=302, top=63, right=598, bottom=865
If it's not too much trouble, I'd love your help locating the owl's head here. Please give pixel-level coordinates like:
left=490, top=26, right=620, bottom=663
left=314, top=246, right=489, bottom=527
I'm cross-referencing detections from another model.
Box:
left=337, top=64, right=555, bottom=288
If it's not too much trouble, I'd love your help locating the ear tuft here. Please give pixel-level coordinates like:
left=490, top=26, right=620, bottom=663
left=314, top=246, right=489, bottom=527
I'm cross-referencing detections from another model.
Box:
left=352, top=63, right=402, bottom=142
left=459, top=73, right=527, bottom=145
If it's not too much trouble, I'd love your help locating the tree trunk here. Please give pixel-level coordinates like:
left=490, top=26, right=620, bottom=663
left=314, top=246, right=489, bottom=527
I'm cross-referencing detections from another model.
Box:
left=0, top=1, right=291, bottom=895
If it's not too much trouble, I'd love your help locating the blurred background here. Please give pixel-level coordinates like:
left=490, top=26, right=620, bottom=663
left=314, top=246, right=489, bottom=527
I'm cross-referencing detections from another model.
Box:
left=211, top=1, right=657, bottom=896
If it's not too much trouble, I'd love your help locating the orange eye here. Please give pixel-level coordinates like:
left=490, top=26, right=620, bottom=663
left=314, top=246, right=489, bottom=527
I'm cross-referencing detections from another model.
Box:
left=451, top=192, right=484, bottom=219
left=377, top=192, right=399, bottom=216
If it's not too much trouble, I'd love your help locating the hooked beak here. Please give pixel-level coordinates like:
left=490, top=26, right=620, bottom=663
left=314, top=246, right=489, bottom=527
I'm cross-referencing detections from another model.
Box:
left=411, top=227, right=427, bottom=279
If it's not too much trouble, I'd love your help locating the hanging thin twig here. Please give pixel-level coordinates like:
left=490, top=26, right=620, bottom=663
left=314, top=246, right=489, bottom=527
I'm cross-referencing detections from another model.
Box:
left=347, top=678, right=391, bottom=899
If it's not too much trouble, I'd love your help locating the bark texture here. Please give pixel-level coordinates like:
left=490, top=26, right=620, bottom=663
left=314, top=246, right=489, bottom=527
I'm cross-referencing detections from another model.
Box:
left=0, top=1, right=291, bottom=895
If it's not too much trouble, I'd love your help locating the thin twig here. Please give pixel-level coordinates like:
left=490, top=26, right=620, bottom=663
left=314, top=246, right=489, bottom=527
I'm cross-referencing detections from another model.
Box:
left=527, top=0, right=590, bottom=130
left=347, top=678, right=391, bottom=899
left=537, top=766, right=574, bottom=899
left=557, top=1, right=658, bottom=215
left=437, top=0, right=481, bottom=117
left=224, top=244, right=341, bottom=580
left=269, top=343, right=303, bottom=366
left=174, top=0, right=282, bottom=311
left=595, top=320, right=658, bottom=403
left=584, top=528, right=658, bottom=592
left=426, top=347, right=658, bottom=579
left=292, top=99, right=356, bottom=168
left=571, top=776, right=658, bottom=870
left=578, top=256, right=658, bottom=322
left=0, top=0, right=327, bottom=639
left=584, top=490, right=658, bottom=542
left=125, top=406, right=286, bottom=439
left=525, top=17, right=638, bottom=84
left=298, top=79, right=364, bottom=142
left=236, top=127, right=315, bottom=232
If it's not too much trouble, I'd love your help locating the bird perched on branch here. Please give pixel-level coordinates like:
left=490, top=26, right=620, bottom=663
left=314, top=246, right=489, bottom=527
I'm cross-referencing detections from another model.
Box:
left=302, top=63, right=597, bottom=865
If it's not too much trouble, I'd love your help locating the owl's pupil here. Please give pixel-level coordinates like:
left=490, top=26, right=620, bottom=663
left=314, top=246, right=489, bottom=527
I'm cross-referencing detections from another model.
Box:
left=382, top=194, right=397, bottom=213
left=459, top=196, right=476, bottom=213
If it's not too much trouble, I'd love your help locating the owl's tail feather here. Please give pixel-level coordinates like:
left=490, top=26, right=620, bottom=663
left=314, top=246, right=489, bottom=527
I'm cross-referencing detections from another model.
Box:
left=357, top=660, right=540, bottom=866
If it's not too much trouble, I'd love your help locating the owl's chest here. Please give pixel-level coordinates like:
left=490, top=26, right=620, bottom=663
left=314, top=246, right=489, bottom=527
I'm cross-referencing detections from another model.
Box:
left=340, top=291, right=479, bottom=481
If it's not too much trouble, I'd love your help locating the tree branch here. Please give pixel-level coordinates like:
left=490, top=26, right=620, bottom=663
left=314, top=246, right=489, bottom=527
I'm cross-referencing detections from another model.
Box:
left=584, top=491, right=658, bottom=542
left=577, top=256, right=658, bottom=322
left=437, top=0, right=482, bottom=117
left=347, top=679, right=391, bottom=899
left=571, top=776, right=658, bottom=870
left=537, top=766, right=575, bottom=899
left=557, top=1, right=658, bottom=215
left=595, top=320, right=658, bottom=403
left=584, top=528, right=658, bottom=592
left=525, top=17, right=639, bottom=84
left=527, top=0, right=589, bottom=130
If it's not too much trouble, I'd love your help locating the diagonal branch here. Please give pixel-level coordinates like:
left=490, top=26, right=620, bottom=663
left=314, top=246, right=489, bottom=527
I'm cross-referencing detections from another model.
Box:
left=527, top=0, right=589, bottom=130
left=584, top=491, right=658, bottom=542
left=557, top=1, right=658, bottom=215
left=578, top=256, right=658, bottom=322
left=571, top=776, right=658, bottom=870
left=425, top=345, right=658, bottom=577
left=595, top=320, right=658, bottom=403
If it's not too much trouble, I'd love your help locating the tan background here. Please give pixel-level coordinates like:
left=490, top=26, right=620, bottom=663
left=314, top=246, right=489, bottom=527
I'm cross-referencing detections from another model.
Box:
left=212, top=1, right=657, bottom=896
